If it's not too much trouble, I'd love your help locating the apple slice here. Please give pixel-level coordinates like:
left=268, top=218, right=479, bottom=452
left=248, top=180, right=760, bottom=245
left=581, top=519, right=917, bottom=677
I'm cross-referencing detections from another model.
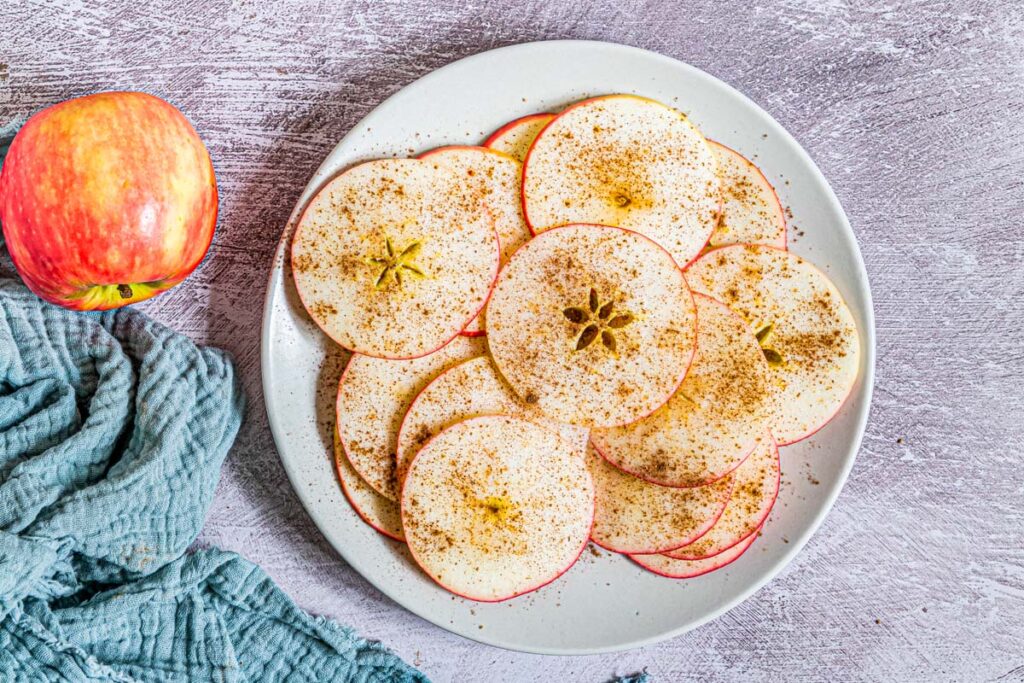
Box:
left=587, top=444, right=733, bottom=555
left=664, top=434, right=779, bottom=560
left=484, top=113, right=555, bottom=162
left=686, top=244, right=861, bottom=444
left=401, top=415, right=594, bottom=602
left=396, top=356, right=588, bottom=487
left=292, top=158, right=500, bottom=358
left=419, top=146, right=530, bottom=335
left=522, top=95, right=720, bottom=267
left=486, top=224, right=697, bottom=428
left=630, top=525, right=759, bottom=579
left=706, top=141, right=786, bottom=249
left=333, top=429, right=404, bottom=541
left=337, top=335, right=485, bottom=500
left=591, top=293, right=774, bottom=487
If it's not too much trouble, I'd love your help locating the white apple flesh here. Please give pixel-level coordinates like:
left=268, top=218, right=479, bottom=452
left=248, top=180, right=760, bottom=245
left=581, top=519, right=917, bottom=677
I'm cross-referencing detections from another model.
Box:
left=707, top=141, right=787, bottom=249
left=486, top=223, right=697, bottom=428
left=401, top=415, right=594, bottom=602
left=663, top=434, right=779, bottom=560
left=395, top=356, right=588, bottom=487
left=586, top=444, right=733, bottom=555
left=484, top=113, right=554, bottom=162
left=336, top=335, right=485, bottom=500
left=686, top=244, right=861, bottom=445
left=522, top=95, right=720, bottom=267
left=333, top=429, right=405, bottom=541
left=419, top=146, right=530, bottom=335
left=292, top=158, right=500, bottom=358
left=591, top=293, right=774, bottom=488
left=630, top=524, right=760, bottom=579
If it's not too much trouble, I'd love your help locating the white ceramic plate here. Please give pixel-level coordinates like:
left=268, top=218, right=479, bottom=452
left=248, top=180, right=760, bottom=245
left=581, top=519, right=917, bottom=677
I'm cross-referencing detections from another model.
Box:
left=261, top=40, right=875, bottom=655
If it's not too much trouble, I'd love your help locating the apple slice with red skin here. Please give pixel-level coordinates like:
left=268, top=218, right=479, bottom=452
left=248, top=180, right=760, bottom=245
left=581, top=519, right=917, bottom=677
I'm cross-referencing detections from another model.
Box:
left=664, top=433, right=779, bottom=560
left=292, top=158, right=500, bottom=359
left=486, top=223, right=697, bottom=428
left=401, top=415, right=594, bottom=602
left=419, top=146, right=530, bottom=336
left=587, top=444, right=733, bottom=555
left=591, top=293, right=774, bottom=488
left=396, top=356, right=588, bottom=487
left=333, top=429, right=404, bottom=542
left=483, top=113, right=554, bottom=162
left=630, top=524, right=760, bottom=579
left=336, top=335, right=485, bottom=501
left=522, top=95, right=720, bottom=267
left=686, top=244, right=861, bottom=445
left=706, top=141, right=787, bottom=250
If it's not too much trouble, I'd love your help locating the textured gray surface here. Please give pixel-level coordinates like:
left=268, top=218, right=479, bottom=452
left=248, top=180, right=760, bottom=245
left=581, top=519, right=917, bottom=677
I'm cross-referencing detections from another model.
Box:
left=3, top=1, right=1024, bottom=681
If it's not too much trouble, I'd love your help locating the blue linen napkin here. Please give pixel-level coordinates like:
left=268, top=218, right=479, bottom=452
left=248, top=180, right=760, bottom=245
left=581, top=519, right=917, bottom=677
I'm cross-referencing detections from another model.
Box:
left=0, top=276, right=425, bottom=681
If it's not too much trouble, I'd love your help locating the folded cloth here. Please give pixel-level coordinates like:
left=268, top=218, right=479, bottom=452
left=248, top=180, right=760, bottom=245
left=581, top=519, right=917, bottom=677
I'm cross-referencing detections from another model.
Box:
left=0, top=278, right=425, bottom=682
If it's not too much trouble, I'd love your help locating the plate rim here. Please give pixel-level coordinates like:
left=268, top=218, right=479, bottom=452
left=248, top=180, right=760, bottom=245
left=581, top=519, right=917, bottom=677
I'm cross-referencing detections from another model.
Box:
left=260, top=38, right=876, bottom=656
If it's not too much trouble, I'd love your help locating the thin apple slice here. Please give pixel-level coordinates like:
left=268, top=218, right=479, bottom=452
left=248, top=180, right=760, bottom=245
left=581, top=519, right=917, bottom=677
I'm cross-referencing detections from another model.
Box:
left=484, top=113, right=555, bottom=162
left=337, top=335, right=485, bottom=500
left=664, top=434, right=779, bottom=560
left=707, top=141, right=786, bottom=249
left=486, top=224, right=697, bottom=428
left=401, top=415, right=594, bottom=602
left=396, top=356, right=588, bottom=487
left=522, top=95, right=720, bottom=267
left=591, top=293, right=773, bottom=487
left=686, top=244, right=860, bottom=444
left=333, top=429, right=404, bottom=541
left=419, top=146, right=530, bottom=335
left=630, top=525, right=759, bottom=579
left=292, top=158, right=499, bottom=358
left=587, top=444, right=733, bottom=554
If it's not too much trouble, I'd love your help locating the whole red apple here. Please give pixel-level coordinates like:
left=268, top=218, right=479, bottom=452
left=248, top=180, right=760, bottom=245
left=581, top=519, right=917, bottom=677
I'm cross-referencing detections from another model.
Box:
left=0, top=91, right=217, bottom=310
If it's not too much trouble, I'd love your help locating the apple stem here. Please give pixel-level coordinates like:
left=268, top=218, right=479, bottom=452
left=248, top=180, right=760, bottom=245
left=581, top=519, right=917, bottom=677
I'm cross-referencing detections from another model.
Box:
left=118, top=284, right=133, bottom=299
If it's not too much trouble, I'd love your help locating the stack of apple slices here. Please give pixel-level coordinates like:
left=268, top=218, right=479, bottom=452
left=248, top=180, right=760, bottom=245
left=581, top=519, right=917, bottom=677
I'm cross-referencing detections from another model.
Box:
left=292, top=94, right=861, bottom=602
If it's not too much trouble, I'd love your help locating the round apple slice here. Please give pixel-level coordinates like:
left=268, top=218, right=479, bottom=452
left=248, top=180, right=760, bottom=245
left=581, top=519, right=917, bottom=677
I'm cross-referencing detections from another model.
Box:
left=591, top=293, right=774, bottom=488
left=337, top=335, right=485, bottom=500
left=401, top=415, right=594, bottom=602
left=419, top=146, right=530, bottom=335
left=333, top=429, right=404, bottom=541
left=291, top=158, right=499, bottom=358
left=686, top=244, right=861, bottom=444
left=630, top=525, right=759, bottom=579
left=396, top=356, right=588, bottom=487
left=484, top=113, right=554, bottom=162
left=486, top=224, right=697, bottom=428
left=522, top=95, right=720, bottom=267
left=663, top=434, right=779, bottom=560
left=587, top=444, right=733, bottom=554
left=706, top=141, right=787, bottom=250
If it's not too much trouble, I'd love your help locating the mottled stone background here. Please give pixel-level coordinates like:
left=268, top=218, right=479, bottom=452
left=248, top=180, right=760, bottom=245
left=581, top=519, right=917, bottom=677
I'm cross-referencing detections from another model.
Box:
left=2, top=1, right=1023, bottom=680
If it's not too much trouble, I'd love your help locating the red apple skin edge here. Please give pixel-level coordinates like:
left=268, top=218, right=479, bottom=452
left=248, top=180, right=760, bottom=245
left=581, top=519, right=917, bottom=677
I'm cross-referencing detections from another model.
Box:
left=630, top=523, right=762, bottom=579
left=289, top=164, right=501, bottom=361
left=488, top=222, right=698, bottom=429
left=482, top=113, right=555, bottom=148
left=399, top=414, right=596, bottom=603
left=707, top=139, right=788, bottom=250
left=587, top=473, right=735, bottom=556
left=0, top=91, right=217, bottom=310
left=416, top=145, right=517, bottom=339
left=332, top=429, right=405, bottom=543
left=684, top=243, right=861, bottom=446
left=519, top=95, right=719, bottom=270
left=668, top=433, right=780, bottom=561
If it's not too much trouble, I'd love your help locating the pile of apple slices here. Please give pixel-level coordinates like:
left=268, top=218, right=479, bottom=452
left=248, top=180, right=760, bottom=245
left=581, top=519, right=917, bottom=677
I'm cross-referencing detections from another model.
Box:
left=293, top=94, right=861, bottom=602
